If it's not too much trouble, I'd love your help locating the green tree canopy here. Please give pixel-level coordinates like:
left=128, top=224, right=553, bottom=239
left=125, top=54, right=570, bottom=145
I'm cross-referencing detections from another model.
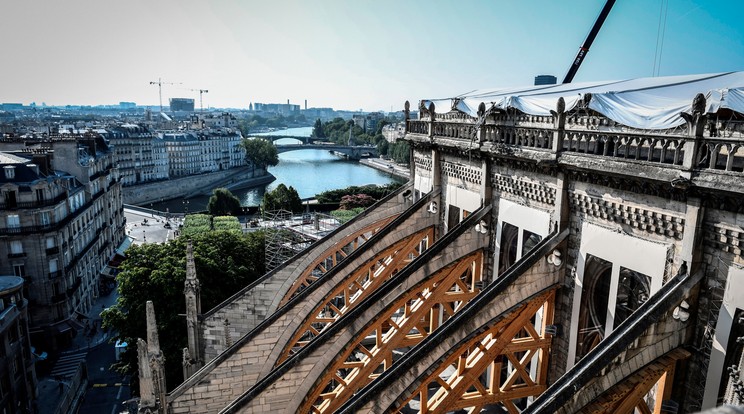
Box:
left=207, top=188, right=242, bottom=216
left=262, top=183, right=303, bottom=213
left=102, top=231, right=265, bottom=392
left=315, top=183, right=403, bottom=203
left=389, top=140, right=410, bottom=164
left=239, top=138, right=279, bottom=170
left=312, top=118, right=325, bottom=138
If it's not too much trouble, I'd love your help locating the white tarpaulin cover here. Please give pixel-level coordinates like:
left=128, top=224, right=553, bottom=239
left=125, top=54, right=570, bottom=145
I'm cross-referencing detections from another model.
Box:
left=422, top=72, right=744, bottom=130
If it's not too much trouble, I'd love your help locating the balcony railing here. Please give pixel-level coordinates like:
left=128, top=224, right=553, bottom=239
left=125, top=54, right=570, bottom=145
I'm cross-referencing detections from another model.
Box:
left=0, top=192, right=68, bottom=210
left=64, top=236, right=98, bottom=274
left=67, top=277, right=82, bottom=297
left=50, top=293, right=67, bottom=304
left=0, top=189, right=106, bottom=236
left=406, top=111, right=744, bottom=175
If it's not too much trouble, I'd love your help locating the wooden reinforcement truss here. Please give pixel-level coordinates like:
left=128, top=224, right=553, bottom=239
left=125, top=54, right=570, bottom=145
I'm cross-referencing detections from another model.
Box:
left=279, top=226, right=436, bottom=364
left=301, top=250, right=485, bottom=414
left=393, top=289, right=556, bottom=414
left=577, top=348, right=691, bottom=414
left=279, top=215, right=398, bottom=307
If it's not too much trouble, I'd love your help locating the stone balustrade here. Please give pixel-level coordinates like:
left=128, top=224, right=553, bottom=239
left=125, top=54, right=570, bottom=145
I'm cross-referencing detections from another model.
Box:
left=406, top=110, right=744, bottom=176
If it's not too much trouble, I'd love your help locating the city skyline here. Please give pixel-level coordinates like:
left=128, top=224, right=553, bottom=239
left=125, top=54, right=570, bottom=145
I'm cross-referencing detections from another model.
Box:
left=2, top=0, right=743, bottom=112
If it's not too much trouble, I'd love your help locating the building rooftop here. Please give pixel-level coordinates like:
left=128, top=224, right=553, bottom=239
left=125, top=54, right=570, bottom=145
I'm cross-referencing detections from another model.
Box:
left=0, top=276, right=23, bottom=295
left=0, top=152, right=28, bottom=164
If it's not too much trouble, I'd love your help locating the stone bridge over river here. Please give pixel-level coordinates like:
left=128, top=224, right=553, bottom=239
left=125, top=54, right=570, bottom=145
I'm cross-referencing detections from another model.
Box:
left=274, top=143, right=378, bottom=159
left=136, top=72, right=744, bottom=414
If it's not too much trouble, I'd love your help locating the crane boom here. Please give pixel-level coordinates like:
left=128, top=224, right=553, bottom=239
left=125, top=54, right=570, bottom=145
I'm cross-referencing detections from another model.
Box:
left=149, top=78, right=182, bottom=113
left=562, top=0, right=616, bottom=84
left=186, top=88, right=209, bottom=112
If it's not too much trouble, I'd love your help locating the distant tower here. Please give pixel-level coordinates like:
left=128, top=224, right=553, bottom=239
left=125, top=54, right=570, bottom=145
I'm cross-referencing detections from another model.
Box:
left=305, top=99, right=307, bottom=110
left=534, top=75, right=558, bottom=86
left=183, top=241, right=203, bottom=379
left=138, top=301, right=167, bottom=414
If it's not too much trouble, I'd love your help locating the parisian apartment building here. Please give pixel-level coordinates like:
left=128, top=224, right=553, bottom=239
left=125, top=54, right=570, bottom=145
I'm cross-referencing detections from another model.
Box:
left=50, top=121, right=247, bottom=184
left=0, top=133, right=125, bottom=352
left=100, top=124, right=169, bottom=186
left=160, top=128, right=245, bottom=178
left=0, top=276, right=37, bottom=414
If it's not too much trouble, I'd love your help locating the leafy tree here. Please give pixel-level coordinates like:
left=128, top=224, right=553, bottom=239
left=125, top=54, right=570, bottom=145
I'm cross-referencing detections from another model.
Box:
left=311, top=117, right=399, bottom=146
left=207, top=188, right=242, bottom=216
left=312, top=118, right=325, bottom=138
left=389, top=140, right=411, bottom=164
left=102, top=231, right=265, bottom=392
left=238, top=113, right=310, bottom=136
left=339, top=194, right=376, bottom=210
left=262, top=183, right=303, bottom=213
left=316, top=183, right=403, bottom=203
left=239, top=138, right=279, bottom=170
left=377, top=139, right=389, bottom=156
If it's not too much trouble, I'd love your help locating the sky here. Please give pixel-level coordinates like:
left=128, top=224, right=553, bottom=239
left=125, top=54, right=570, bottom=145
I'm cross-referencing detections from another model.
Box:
left=1, top=0, right=743, bottom=112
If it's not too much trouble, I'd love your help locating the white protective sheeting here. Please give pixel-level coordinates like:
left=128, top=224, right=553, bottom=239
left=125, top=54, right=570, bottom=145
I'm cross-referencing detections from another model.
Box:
left=422, top=72, right=744, bottom=130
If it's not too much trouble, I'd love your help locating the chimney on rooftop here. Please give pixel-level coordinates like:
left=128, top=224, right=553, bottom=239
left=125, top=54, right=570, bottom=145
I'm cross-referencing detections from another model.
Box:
left=32, top=154, right=52, bottom=175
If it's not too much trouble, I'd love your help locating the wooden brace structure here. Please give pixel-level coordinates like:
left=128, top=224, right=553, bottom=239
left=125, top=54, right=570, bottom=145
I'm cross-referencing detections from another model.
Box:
left=393, top=289, right=556, bottom=414
left=279, top=226, right=436, bottom=364
left=301, top=250, right=485, bottom=414
left=279, top=215, right=398, bottom=307
left=577, top=348, right=691, bottom=414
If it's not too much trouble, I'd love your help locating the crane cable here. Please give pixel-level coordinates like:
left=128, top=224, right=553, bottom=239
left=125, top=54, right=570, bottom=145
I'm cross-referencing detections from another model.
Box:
left=652, top=0, right=669, bottom=77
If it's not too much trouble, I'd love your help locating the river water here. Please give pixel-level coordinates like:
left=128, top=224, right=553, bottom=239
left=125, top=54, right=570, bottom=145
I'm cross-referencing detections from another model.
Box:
left=149, top=127, right=404, bottom=213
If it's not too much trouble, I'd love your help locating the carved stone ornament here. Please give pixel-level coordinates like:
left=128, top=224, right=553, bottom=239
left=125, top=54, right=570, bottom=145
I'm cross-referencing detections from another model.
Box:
left=182, top=348, right=191, bottom=366
left=477, top=102, right=486, bottom=118
left=556, top=97, right=566, bottom=114
left=692, top=93, right=706, bottom=115
left=419, top=100, right=428, bottom=116
left=582, top=93, right=592, bottom=108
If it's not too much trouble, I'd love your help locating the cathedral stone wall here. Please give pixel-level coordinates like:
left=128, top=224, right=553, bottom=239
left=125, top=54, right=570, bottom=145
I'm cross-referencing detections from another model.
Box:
left=234, top=214, right=490, bottom=413
left=168, top=191, right=435, bottom=413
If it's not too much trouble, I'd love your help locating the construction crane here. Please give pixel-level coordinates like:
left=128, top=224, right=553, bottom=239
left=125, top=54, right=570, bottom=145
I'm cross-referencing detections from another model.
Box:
left=149, top=78, right=182, bottom=113
left=562, top=0, right=616, bottom=84
left=187, top=89, right=209, bottom=112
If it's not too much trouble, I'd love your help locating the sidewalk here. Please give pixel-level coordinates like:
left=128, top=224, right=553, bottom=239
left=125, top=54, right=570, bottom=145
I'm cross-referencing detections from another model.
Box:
left=67, top=288, right=119, bottom=353
left=359, top=158, right=410, bottom=179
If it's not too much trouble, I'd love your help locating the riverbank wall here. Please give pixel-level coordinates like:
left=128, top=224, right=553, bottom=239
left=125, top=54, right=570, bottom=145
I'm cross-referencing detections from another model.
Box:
left=359, top=158, right=410, bottom=180
left=121, top=167, right=276, bottom=206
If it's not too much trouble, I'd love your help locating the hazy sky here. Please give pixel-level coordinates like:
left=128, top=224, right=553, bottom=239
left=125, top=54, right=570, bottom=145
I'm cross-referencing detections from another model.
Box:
left=2, top=0, right=743, bottom=111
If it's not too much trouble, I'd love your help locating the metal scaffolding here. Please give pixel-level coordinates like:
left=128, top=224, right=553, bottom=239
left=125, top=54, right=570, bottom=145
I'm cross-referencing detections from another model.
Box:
left=262, top=210, right=317, bottom=273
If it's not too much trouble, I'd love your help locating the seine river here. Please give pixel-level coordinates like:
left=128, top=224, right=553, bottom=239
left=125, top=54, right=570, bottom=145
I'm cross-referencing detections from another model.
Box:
left=150, top=127, right=404, bottom=213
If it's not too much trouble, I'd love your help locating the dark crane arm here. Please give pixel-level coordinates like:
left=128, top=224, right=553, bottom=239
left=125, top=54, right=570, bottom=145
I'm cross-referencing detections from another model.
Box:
left=562, top=0, right=616, bottom=84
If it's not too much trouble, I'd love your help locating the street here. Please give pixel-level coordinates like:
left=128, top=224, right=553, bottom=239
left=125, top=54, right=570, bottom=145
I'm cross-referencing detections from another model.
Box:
left=78, top=343, right=130, bottom=414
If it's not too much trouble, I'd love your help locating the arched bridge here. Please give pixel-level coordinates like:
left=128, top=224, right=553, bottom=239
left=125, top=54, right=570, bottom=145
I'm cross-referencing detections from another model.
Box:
left=274, top=143, right=379, bottom=160
left=248, top=135, right=320, bottom=143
